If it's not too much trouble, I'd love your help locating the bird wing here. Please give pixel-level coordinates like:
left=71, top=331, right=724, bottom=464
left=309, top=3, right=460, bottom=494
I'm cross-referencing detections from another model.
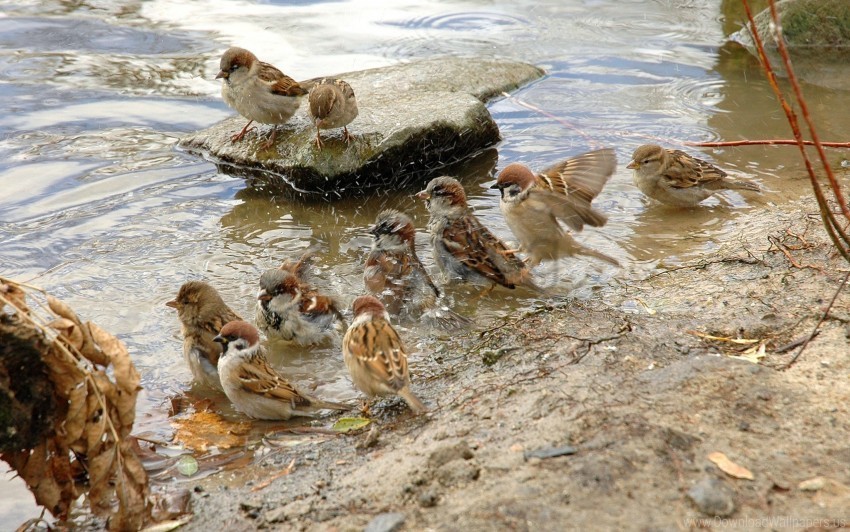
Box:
left=364, top=250, right=408, bottom=295
left=258, top=61, right=308, bottom=97
left=537, top=148, right=616, bottom=203
left=664, top=150, right=728, bottom=189
left=525, top=188, right=608, bottom=231
left=441, top=214, right=527, bottom=288
left=279, top=251, right=314, bottom=279
left=237, top=355, right=312, bottom=407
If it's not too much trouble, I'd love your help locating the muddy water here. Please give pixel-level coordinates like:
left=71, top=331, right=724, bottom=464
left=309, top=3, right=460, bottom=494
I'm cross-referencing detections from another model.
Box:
left=2, top=0, right=849, bottom=526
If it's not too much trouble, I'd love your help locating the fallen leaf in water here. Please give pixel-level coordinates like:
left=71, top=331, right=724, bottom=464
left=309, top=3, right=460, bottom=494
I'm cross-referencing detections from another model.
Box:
left=172, top=411, right=252, bottom=451
left=708, top=451, right=754, bottom=480
left=176, top=455, right=199, bottom=477
left=332, top=417, right=371, bottom=433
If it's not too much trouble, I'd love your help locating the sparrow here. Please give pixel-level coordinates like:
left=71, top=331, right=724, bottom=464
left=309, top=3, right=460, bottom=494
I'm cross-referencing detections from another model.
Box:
left=216, top=47, right=308, bottom=149
left=342, top=296, right=427, bottom=414
left=491, top=149, right=619, bottom=268
left=214, top=320, right=350, bottom=420
left=166, top=281, right=242, bottom=391
left=417, top=176, right=538, bottom=293
left=256, top=255, right=347, bottom=346
left=308, top=78, right=358, bottom=149
left=364, top=209, right=469, bottom=329
left=627, top=144, right=761, bottom=207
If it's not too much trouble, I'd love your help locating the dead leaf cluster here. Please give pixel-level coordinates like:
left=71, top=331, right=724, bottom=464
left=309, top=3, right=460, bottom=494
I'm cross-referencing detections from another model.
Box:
left=0, top=277, right=149, bottom=530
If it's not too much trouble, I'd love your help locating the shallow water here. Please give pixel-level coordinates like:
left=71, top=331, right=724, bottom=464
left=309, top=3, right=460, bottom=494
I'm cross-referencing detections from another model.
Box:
left=2, top=0, right=849, bottom=526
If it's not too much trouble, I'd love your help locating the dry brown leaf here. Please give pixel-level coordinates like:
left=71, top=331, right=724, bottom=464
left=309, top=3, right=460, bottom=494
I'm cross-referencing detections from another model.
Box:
left=0, top=280, right=29, bottom=314
left=62, top=383, right=88, bottom=445
left=688, top=330, right=761, bottom=345
left=49, top=318, right=85, bottom=351
left=3, top=286, right=150, bottom=528
left=117, top=440, right=152, bottom=529
left=708, top=451, right=754, bottom=480
left=85, top=405, right=108, bottom=456
left=47, top=296, right=79, bottom=323
left=42, top=345, right=86, bottom=398
left=90, top=322, right=141, bottom=431
left=88, top=446, right=118, bottom=516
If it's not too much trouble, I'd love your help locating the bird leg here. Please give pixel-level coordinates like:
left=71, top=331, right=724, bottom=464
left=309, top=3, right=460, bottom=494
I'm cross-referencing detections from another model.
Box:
left=342, top=126, right=355, bottom=144
left=260, top=126, right=278, bottom=149
left=359, top=398, right=372, bottom=417
left=230, top=120, right=255, bottom=143
left=314, top=127, right=324, bottom=150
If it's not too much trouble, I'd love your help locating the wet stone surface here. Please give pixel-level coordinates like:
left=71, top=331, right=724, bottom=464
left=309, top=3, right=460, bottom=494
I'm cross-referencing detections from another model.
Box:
left=178, top=57, right=544, bottom=196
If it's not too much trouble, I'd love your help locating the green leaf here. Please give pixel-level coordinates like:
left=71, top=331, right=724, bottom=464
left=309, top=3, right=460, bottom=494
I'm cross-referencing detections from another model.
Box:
left=176, top=455, right=199, bottom=477
left=332, top=417, right=371, bottom=433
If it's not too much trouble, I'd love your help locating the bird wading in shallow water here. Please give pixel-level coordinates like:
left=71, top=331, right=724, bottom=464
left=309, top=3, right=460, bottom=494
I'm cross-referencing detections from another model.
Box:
left=627, top=144, right=760, bottom=207
left=214, top=320, right=350, bottom=420
left=256, top=254, right=347, bottom=347
left=167, top=280, right=243, bottom=392
left=364, top=209, right=470, bottom=330
left=417, top=176, right=539, bottom=297
left=492, top=148, right=620, bottom=268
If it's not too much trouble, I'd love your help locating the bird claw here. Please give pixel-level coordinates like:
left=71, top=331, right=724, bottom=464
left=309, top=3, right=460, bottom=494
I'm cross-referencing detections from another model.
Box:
left=314, top=131, right=324, bottom=150
left=359, top=399, right=372, bottom=417
left=342, top=126, right=355, bottom=144
left=230, top=121, right=255, bottom=143
left=259, top=127, right=278, bottom=150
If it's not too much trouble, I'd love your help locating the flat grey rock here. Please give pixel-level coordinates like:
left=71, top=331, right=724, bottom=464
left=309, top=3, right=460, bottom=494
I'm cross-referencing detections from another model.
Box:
left=179, top=57, right=544, bottom=195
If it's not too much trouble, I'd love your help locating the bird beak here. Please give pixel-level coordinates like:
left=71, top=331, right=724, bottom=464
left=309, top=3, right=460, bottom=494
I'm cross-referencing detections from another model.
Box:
left=489, top=183, right=500, bottom=190
left=165, top=299, right=177, bottom=308
left=257, top=289, right=272, bottom=302
left=215, top=71, right=228, bottom=80
left=626, top=161, right=638, bottom=169
left=415, top=190, right=430, bottom=200
left=213, top=335, right=226, bottom=345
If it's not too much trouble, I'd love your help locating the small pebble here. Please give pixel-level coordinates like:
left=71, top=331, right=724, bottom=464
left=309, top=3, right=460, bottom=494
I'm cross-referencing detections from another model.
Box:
left=418, top=489, right=438, bottom=508
left=687, top=477, right=736, bottom=517
left=364, top=512, right=406, bottom=532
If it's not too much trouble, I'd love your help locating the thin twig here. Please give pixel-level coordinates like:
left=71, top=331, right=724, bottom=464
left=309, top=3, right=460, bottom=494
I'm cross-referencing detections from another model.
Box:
left=774, top=331, right=820, bottom=354
left=685, top=140, right=850, bottom=148
left=781, top=269, right=850, bottom=370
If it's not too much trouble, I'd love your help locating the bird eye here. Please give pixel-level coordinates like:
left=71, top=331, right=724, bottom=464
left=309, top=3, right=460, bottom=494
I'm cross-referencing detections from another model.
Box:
left=230, top=64, right=239, bottom=72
